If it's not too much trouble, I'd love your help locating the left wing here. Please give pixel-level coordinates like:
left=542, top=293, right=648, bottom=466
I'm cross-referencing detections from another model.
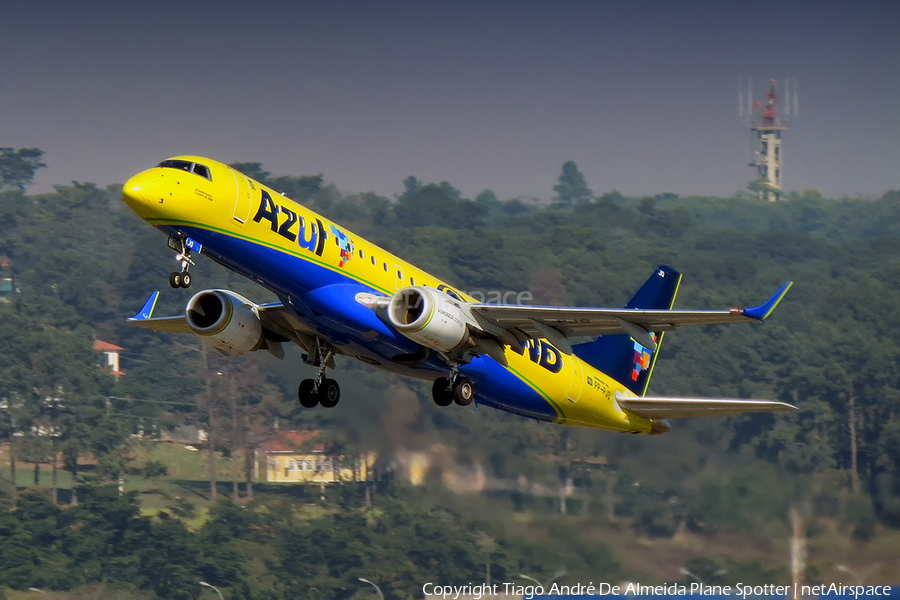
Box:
left=126, top=291, right=192, bottom=332
left=126, top=290, right=314, bottom=352
left=468, top=282, right=792, bottom=353
left=615, top=391, right=797, bottom=419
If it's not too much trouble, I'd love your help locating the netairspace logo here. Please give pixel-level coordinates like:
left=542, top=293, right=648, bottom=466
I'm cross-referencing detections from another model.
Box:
left=461, top=290, right=534, bottom=305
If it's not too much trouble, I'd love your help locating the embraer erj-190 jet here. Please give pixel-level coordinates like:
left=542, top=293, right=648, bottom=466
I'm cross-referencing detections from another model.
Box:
left=123, top=156, right=796, bottom=434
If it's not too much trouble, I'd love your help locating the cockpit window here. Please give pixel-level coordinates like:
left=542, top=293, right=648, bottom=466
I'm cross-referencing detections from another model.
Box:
left=158, top=160, right=212, bottom=181
left=191, top=163, right=211, bottom=180
left=158, top=159, right=192, bottom=171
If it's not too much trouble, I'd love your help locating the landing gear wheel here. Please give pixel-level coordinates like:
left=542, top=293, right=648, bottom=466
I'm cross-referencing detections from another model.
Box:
left=180, top=272, right=192, bottom=288
left=169, top=272, right=182, bottom=288
left=298, top=379, right=318, bottom=408
left=319, top=379, right=341, bottom=408
left=432, top=378, right=454, bottom=407
left=453, top=377, right=475, bottom=406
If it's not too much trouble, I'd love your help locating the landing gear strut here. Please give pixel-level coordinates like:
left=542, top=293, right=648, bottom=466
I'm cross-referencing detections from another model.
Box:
left=167, top=236, right=196, bottom=288
left=298, top=338, right=341, bottom=408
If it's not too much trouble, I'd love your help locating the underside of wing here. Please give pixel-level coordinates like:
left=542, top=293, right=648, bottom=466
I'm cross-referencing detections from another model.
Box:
left=125, top=291, right=192, bottom=332
left=615, top=391, right=797, bottom=419
left=125, top=291, right=310, bottom=341
left=127, top=314, right=193, bottom=333
left=470, top=281, right=792, bottom=343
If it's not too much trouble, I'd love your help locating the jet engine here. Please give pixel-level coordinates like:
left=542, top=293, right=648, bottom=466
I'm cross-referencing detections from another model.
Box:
left=185, top=290, right=264, bottom=355
left=387, top=286, right=471, bottom=352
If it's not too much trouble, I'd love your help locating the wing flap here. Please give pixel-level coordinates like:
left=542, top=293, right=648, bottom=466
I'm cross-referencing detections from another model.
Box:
left=615, top=391, right=797, bottom=419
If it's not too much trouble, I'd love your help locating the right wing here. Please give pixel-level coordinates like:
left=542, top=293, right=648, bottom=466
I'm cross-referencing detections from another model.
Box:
left=469, top=281, right=793, bottom=353
left=615, top=391, right=797, bottom=419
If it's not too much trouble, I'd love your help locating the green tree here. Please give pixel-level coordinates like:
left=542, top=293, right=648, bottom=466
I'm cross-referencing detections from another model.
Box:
left=394, top=178, right=479, bottom=229
left=552, top=160, right=593, bottom=206
left=0, top=148, right=46, bottom=191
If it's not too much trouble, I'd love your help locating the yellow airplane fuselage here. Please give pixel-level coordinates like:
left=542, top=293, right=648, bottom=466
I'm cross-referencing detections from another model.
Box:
left=123, top=156, right=662, bottom=433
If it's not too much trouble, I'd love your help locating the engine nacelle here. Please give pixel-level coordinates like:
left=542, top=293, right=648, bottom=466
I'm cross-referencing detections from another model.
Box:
left=387, top=286, right=470, bottom=352
left=185, top=290, right=264, bottom=355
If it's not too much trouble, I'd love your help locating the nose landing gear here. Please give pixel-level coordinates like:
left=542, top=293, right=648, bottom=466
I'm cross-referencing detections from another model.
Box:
left=167, top=236, right=198, bottom=288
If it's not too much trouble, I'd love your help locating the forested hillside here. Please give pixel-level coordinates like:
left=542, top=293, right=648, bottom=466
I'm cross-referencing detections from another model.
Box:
left=1, top=151, right=899, bottom=599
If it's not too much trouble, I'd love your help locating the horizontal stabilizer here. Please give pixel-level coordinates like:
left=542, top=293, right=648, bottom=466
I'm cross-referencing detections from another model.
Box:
left=615, top=391, right=797, bottom=420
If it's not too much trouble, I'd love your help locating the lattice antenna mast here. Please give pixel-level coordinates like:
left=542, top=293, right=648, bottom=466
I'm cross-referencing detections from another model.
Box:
left=742, top=77, right=793, bottom=202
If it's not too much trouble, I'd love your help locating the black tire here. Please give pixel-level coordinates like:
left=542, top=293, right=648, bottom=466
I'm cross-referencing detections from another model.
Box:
left=298, top=379, right=318, bottom=408
left=453, top=377, right=475, bottom=406
left=432, top=378, right=454, bottom=407
left=319, top=379, right=341, bottom=408
left=180, top=272, right=192, bottom=288
left=169, top=272, right=181, bottom=288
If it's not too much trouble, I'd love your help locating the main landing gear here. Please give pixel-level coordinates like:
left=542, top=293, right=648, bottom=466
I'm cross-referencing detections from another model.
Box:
left=167, top=236, right=195, bottom=289
left=431, top=369, right=475, bottom=407
left=298, top=338, right=341, bottom=408
left=298, top=378, right=341, bottom=408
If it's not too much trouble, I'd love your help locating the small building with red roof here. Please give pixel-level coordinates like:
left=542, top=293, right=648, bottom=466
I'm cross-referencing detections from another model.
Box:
left=94, top=340, right=124, bottom=378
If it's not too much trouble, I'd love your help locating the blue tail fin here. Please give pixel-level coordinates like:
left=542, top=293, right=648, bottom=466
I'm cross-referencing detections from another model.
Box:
left=572, top=266, right=682, bottom=396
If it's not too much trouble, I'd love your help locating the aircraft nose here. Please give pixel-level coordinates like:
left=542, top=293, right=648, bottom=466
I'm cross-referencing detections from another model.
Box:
left=122, top=172, right=162, bottom=207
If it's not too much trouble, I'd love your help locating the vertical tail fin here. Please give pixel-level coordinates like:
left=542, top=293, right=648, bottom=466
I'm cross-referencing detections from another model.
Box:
left=572, top=266, right=682, bottom=395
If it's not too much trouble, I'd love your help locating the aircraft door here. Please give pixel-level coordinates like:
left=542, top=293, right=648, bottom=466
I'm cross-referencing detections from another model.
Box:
left=231, top=169, right=253, bottom=226
left=567, top=355, right=584, bottom=403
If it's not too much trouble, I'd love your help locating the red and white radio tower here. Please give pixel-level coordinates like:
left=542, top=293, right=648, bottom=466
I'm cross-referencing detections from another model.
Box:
left=739, top=77, right=798, bottom=202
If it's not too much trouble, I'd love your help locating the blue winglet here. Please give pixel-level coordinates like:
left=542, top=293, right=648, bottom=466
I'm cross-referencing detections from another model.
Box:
left=743, top=281, right=793, bottom=320
left=131, top=291, right=160, bottom=321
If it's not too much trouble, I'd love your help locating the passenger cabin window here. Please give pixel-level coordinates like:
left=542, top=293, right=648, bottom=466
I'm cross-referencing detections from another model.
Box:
left=371, top=256, right=376, bottom=266
left=410, top=277, right=416, bottom=286
left=383, top=262, right=389, bottom=272
left=158, top=159, right=212, bottom=181
left=359, top=249, right=365, bottom=259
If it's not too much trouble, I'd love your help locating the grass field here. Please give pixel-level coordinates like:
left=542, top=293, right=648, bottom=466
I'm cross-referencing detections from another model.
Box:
left=2, top=440, right=348, bottom=530
left=2, top=441, right=253, bottom=528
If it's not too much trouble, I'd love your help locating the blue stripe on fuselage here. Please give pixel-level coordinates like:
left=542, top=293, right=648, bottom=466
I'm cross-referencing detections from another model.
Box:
left=461, top=356, right=559, bottom=422
left=161, top=224, right=560, bottom=421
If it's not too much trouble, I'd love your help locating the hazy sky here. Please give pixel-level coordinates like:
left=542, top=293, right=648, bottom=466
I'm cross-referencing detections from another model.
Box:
left=2, top=0, right=898, bottom=200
